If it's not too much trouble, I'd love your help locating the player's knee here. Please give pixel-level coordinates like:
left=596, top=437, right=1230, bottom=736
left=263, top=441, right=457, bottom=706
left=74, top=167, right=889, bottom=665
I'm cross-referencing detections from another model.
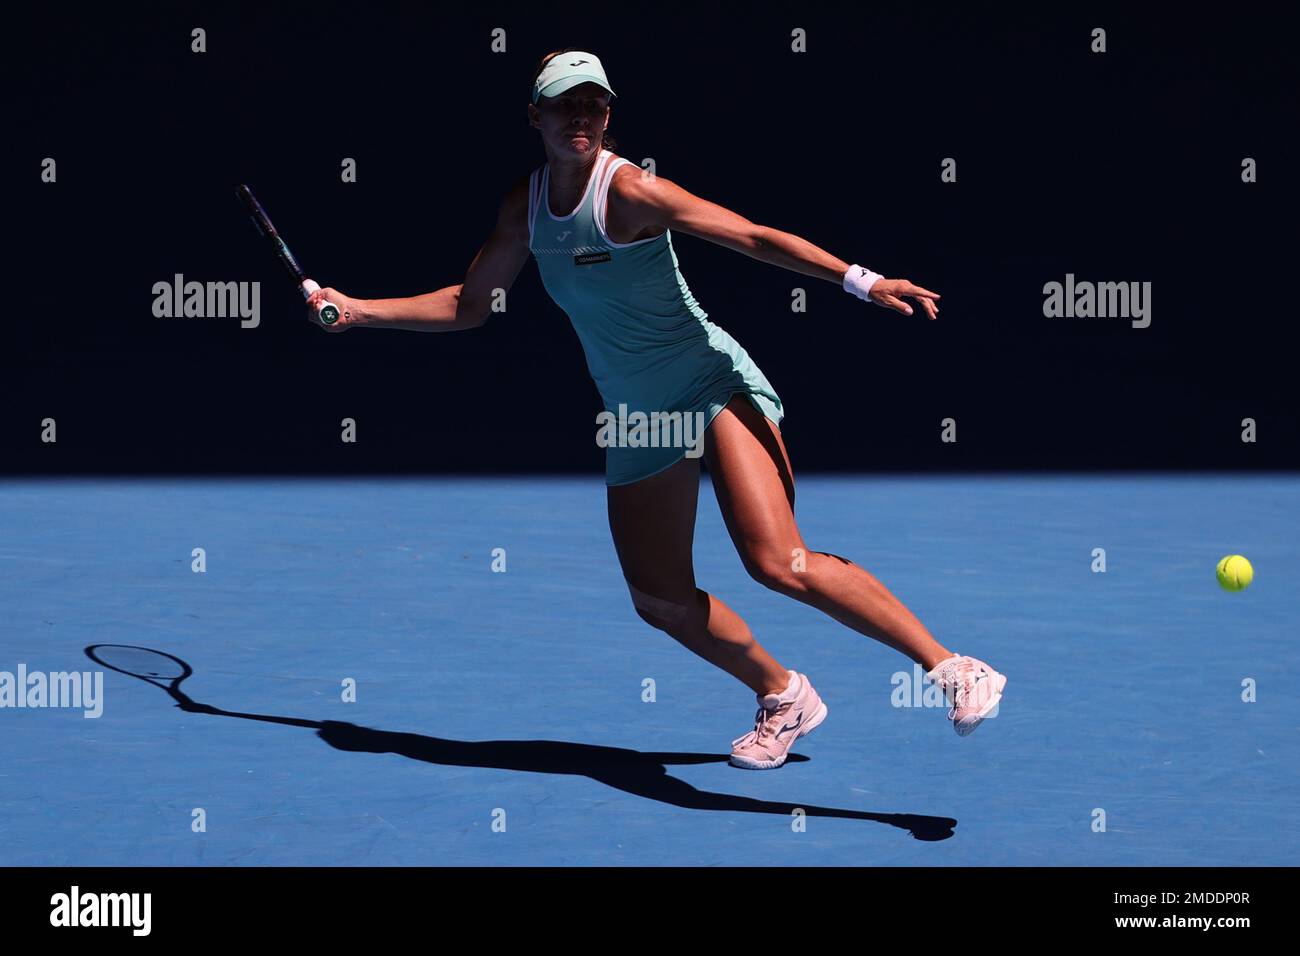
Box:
left=627, top=582, right=691, bottom=633
left=742, top=549, right=809, bottom=596
left=633, top=606, right=675, bottom=632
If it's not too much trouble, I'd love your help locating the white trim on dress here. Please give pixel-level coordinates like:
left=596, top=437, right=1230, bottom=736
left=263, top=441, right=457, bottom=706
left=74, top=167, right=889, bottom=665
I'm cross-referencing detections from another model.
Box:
left=594, top=152, right=664, bottom=249
left=541, top=150, right=611, bottom=222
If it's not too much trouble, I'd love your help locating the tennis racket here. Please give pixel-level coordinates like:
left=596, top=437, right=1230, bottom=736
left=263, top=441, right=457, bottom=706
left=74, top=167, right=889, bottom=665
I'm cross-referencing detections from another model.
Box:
left=236, top=184, right=341, bottom=325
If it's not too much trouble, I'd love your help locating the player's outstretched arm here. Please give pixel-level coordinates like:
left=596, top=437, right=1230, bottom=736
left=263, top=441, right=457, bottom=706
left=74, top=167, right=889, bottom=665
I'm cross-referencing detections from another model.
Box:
left=304, top=176, right=532, bottom=333
left=611, top=168, right=940, bottom=320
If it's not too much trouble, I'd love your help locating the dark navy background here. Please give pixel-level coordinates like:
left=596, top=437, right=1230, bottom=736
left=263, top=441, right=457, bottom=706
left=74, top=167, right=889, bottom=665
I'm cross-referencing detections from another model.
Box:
left=6, top=2, right=1295, bottom=474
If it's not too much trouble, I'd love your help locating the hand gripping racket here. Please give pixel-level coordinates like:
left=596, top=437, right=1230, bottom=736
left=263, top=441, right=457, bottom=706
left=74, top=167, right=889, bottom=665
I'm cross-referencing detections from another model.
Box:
left=236, top=184, right=341, bottom=325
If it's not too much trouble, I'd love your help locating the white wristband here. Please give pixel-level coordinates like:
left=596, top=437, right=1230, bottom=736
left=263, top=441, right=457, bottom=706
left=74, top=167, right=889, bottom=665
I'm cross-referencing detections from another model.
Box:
left=843, top=264, right=883, bottom=303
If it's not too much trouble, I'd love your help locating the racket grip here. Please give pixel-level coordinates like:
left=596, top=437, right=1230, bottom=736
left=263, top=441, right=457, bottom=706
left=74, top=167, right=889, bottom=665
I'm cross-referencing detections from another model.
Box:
left=300, top=278, right=341, bottom=325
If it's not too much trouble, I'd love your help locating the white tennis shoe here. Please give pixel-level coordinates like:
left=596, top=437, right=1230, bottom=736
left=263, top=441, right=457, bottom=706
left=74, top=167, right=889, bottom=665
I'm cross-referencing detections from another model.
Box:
left=729, top=670, right=828, bottom=769
left=926, top=654, right=1007, bottom=736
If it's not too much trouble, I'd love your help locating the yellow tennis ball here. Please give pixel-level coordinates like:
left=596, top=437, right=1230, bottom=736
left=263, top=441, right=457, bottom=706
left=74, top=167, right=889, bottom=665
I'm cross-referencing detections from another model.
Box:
left=1216, top=555, right=1253, bottom=592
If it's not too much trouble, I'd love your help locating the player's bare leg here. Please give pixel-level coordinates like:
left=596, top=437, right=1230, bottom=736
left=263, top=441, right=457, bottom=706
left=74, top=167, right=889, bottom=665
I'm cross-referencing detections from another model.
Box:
left=704, top=395, right=954, bottom=671
left=607, top=455, right=792, bottom=697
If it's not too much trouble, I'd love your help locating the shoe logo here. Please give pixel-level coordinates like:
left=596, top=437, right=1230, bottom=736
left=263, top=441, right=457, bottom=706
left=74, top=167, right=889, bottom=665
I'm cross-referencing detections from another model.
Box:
left=557, top=230, right=572, bottom=241
left=775, top=713, right=803, bottom=740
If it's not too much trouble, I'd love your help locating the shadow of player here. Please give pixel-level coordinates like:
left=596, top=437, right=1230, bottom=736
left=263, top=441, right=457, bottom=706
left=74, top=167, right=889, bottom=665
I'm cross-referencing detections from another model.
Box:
left=86, top=644, right=957, bottom=841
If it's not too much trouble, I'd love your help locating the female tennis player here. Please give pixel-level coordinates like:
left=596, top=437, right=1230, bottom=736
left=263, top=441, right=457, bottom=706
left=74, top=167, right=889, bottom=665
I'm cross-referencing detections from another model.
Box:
left=306, top=49, right=1007, bottom=769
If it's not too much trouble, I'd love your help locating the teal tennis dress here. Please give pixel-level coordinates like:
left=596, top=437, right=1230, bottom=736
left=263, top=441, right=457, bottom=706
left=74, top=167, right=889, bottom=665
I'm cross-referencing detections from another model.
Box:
left=528, top=149, right=784, bottom=485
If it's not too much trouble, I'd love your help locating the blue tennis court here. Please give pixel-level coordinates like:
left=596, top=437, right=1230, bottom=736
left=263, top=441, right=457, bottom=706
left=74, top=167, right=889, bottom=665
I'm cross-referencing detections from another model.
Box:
left=1, top=475, right=1293, bottom=865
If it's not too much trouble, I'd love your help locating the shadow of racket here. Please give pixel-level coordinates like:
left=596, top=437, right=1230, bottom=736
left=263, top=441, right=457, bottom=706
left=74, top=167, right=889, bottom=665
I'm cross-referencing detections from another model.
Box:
left=85, top=644, right=315, bottom=726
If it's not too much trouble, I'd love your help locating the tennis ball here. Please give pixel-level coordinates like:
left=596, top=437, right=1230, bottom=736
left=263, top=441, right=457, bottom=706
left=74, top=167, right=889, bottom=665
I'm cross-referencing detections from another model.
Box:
left=1216, top=554, right=1253, bottom=592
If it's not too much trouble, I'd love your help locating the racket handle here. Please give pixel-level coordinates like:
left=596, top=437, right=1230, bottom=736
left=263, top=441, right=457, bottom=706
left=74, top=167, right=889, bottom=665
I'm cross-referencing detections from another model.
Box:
left=301, top=278, right=341, bottom=325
